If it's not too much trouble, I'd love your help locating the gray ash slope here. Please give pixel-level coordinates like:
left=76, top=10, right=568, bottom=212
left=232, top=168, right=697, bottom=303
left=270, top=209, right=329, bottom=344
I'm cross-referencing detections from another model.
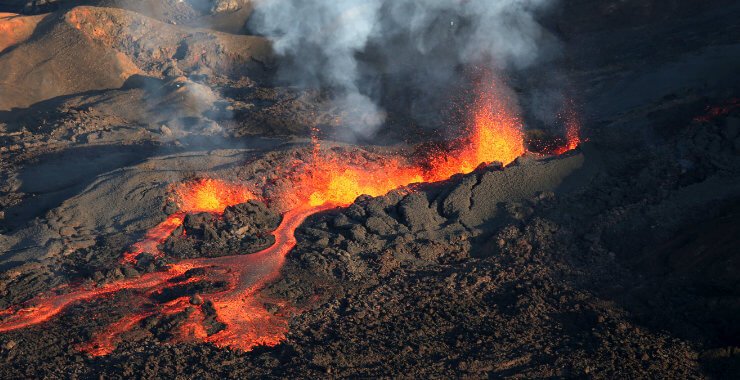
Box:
left=0, top=0, right=739, bottom=378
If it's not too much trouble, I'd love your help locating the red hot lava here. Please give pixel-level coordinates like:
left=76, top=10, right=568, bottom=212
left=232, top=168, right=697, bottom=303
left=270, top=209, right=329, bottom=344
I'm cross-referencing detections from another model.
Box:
left=693, top=98, right=740, bottom=122
left=121, top=179, right=255, bottom=263
left=552, top=101, right=582, bottom=155
left=0, top=203, right=332, bottom=355
left=0, top=74, right=581, bottom=355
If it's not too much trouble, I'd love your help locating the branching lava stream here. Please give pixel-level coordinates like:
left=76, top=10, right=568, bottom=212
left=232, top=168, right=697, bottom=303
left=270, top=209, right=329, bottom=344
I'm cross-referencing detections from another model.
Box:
left=0, top=75, right=580, bottom=355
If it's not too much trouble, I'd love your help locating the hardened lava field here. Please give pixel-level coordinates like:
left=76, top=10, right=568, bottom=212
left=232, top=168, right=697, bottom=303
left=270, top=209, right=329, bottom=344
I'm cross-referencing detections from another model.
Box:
left=0, top=0, right=739, bottom=378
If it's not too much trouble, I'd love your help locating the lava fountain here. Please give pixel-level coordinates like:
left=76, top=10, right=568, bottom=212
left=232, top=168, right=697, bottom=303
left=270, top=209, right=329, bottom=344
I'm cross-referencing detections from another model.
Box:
left=424, top=76, right=525, bottom=181
left=0, top=74, right=578, bottom=355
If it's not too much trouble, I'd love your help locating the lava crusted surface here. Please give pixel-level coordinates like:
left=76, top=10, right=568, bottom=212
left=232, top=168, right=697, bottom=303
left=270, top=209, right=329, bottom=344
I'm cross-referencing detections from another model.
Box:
left=162, top=200, right=282, bottom=259
left=0, top=0, right=739, bottom=378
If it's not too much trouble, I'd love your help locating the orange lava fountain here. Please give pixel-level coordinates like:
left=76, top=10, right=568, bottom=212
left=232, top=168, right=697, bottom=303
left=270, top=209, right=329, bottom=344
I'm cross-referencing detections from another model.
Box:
left=289, top=74, right=526, bottom=203
left=174, top=178, right=255, bottom=213
left=564, top=119, right=581, bottom=151
left=0, top=73, right=567, bottom=355
left=548, top=98, right=582, bottom=156
left=291, top=154, right=424, bottom=208
left=554, top=114, right=581, bottom=155
left=424, top=77, right=524, bottom=181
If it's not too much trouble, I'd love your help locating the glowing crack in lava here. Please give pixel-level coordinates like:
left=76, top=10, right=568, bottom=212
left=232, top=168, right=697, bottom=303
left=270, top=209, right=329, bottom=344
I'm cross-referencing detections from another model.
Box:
left=0, top=75, right=578, bottom=355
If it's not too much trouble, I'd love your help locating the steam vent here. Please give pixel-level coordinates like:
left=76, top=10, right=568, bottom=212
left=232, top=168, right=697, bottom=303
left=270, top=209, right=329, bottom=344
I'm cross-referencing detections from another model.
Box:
left=0, top=0, right=739, bottom=377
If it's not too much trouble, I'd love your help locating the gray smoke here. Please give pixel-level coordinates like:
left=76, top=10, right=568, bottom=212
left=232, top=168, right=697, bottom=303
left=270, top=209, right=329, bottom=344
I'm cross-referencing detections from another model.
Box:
left=249, top=0, right=560, bottom=140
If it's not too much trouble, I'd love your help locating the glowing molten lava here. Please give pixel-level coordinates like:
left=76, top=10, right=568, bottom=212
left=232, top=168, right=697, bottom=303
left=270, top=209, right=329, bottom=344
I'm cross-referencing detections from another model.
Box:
left=0, top=204, right=331, bottom=356
left=0, top=74, right=573, bottom=356
left=121, top=179, right=254, bottom=263
left=694, top=98, right=740, bottom=123
left=551, top=108, right=582, bottom=155
left=425, top=78, right=524, bottom=181
left=290, top=75, right=525, bottom=204
left=120, top=214, right=184, bottom=263
left=564, top=119, right=581, bottom=151
left=291, top=154, right=424, bottom=207
left=174, top=178, right=255, bottom=213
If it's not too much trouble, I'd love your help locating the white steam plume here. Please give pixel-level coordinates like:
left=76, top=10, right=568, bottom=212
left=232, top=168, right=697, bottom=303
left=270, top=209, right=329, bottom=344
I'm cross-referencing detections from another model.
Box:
left=249, top=0, right=558, bottom=140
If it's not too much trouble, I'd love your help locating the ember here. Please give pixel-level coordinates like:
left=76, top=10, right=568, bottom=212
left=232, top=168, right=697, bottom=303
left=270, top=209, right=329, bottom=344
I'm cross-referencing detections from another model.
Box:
left=694, top=98, right=740, bottom=122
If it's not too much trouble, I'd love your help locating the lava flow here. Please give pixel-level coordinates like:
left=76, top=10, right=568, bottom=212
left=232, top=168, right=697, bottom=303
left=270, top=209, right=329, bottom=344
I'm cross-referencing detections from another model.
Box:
left=289, top=74, right=528, bottom=206
left=0, top=74, right=579, bottom=355
left=0, top=180, right=255, bottom=331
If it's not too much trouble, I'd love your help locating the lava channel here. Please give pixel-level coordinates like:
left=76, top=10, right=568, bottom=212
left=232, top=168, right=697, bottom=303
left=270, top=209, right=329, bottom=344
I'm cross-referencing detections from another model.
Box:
left=0, top=204, right=332, bottom=356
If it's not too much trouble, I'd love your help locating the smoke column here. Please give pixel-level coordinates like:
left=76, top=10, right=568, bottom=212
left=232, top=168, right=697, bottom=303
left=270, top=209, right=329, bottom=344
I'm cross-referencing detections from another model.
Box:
left=249, top=0, right=559, bottom=140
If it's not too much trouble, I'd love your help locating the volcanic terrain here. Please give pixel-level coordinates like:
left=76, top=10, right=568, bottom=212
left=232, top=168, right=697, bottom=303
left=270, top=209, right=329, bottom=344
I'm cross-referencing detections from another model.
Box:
left=0, top=0, right=739, bottom=378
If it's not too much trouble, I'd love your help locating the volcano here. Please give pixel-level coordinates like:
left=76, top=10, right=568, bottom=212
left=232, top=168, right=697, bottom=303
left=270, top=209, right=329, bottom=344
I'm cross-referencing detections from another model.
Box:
left=1, top=0, right=739, bottom=378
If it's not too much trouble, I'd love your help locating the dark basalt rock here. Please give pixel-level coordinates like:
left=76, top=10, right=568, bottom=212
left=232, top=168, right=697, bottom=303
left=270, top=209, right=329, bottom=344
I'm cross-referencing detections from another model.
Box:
left=161, top=200, right=281, bottom=259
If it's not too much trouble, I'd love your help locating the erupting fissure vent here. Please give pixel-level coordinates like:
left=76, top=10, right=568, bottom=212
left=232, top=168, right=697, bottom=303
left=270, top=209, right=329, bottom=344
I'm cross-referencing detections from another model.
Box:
left=0, top=75, right=579, bottom=355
